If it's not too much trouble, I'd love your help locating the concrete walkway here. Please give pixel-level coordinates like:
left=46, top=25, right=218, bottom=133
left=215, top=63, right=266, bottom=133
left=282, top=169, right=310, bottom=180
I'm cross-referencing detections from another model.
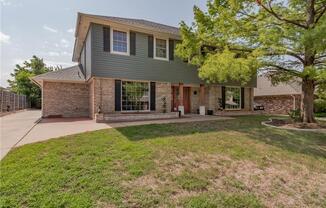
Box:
left=1, top=111, right=232, bottom=160
left=1, top=110, right=41, bottom=159
left=18, top=115, right=233, bottom=147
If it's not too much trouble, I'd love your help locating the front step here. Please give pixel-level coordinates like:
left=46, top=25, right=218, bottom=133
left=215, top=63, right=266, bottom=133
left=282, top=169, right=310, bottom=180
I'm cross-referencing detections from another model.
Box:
left=96, top=112, right=179, bottom=123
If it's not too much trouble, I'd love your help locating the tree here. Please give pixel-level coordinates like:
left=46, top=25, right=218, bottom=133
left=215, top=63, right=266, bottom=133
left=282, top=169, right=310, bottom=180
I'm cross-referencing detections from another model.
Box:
left=7, top=56, right=56, bottom=107
left=176, top=0, right=326, bottom=123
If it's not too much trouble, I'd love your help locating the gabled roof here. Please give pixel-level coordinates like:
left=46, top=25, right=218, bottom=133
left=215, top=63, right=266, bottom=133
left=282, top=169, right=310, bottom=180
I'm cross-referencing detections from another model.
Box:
left=73, top=13, right=181, bottom=62
left=254, top=76, right=301, bottom=96
left=31, top=65, right=86, bottom=86
left=80, top=13, right=180, bottom=36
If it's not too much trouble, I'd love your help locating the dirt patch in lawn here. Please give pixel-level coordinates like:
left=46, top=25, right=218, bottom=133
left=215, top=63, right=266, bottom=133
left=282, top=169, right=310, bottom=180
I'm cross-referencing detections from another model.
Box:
left=125, top=152, right=326, bottom=207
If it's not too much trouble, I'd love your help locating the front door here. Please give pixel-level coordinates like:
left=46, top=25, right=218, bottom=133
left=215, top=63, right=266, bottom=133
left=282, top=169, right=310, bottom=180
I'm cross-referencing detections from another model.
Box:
left=183, top=87, right=191, bottom=114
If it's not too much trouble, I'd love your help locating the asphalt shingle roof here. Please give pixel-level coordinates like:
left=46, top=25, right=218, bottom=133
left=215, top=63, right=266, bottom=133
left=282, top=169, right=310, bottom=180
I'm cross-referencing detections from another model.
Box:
left=83, top=13, right=180, bottom=36
left=32, top=65, right=85, bottom=84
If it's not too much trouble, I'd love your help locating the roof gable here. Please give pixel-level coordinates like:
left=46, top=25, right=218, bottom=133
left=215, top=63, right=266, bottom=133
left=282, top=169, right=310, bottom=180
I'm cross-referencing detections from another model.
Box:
left=73, top=13, right=181, bottom=62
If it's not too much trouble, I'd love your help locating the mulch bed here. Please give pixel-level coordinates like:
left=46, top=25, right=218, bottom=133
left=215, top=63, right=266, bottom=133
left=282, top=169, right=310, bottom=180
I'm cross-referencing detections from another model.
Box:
left=266, top=118, right=326, bottom=130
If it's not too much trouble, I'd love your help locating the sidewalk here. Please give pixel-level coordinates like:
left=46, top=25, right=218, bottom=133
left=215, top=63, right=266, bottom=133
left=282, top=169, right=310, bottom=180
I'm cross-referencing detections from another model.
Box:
left=18, top=115, right=233, bottom=147
left=1, top=110, right=41, bottom=159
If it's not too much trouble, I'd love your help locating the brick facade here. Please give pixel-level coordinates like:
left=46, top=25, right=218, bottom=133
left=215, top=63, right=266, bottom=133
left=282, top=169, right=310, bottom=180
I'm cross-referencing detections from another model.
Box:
left=42, top=79, right=255, bottom=118
left=190, top=87, right=200, bottom=113
left=155, top=82, right=171, bottom=113
left=87, top=78, right=172, bottom=118
left=42, top=81, right=89, bottom=118
left=254, top=95, right=301, bottom=114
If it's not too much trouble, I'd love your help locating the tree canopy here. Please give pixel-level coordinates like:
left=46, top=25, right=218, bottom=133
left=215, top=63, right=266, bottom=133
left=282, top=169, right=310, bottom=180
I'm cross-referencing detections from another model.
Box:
left=8, top=56, right=59, bottom=107
left=176, top=0, right=326, bottom=122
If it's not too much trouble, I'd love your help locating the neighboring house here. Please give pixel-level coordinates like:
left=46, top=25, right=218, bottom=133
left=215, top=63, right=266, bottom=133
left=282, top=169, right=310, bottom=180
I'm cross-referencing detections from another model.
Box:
left=32, top=13, right=256, bottom=120
left=254, top=76, right=301, bottom=114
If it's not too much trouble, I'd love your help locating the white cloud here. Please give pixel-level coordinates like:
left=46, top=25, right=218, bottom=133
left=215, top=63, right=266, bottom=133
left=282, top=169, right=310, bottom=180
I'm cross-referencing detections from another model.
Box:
left=43, top=25, right=58, bottom=33
left=67, top=28, right=74, bottom=33
left=61, top=51, right=72, bottom=56
left=0, top=32, right=11, bottom=44
left=45, top=60, right=73, bottom=68
left=0, top=0, right=22, bottom=7
left=0, top=0, right=11, bottom=6
left=48, top=52, right=60, bottom=57
left=60, top=38, right=70, bottom=48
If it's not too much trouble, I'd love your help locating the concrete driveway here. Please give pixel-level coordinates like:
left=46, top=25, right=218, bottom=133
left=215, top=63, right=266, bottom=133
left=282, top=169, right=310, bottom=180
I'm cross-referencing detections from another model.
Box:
left=1, top=110, right=41, bottom=159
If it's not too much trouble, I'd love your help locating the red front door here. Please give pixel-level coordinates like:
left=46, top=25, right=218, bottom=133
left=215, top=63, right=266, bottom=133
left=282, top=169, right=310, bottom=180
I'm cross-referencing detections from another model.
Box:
left=171, top=86, right=191, bottom=114
left=183, top=87, right=191, bottom=114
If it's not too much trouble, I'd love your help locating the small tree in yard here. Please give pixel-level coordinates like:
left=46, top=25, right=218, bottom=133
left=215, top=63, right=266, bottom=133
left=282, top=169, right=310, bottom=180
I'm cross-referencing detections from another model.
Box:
left=176, top=0, right=326, bottom=123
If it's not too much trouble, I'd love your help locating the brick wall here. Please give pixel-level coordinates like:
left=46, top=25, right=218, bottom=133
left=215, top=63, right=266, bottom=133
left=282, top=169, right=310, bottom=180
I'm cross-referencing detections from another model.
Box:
left=42, top=82, right=89, bottom=117
left=89, top=78, right=115, bottom=118
left=88, top=79, right=172, bottom=118
left=244, top=88, right=253, bottom=111
left=155, top=82, right=171, bottom=113
left=254, top=95, right=301, bottom=114
left=190, top=87, right=200, bottom=113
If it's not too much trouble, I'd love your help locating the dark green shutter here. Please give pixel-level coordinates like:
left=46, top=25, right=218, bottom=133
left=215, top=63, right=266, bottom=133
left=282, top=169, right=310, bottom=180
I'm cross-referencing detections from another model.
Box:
left=130, top=31, right=136, bottom=55
left=115, top=80, right=121, bottom=111
left=169, top=39, right=174, bottom=61
left=241, top=87, right=245, bottom=109
left=150, top=82, right=156, bottom=111
left=103, top=27, right=110, bottom=52
left=148, top=35, right=154, bottom=58
left=221, top=86, right=226, bottom=109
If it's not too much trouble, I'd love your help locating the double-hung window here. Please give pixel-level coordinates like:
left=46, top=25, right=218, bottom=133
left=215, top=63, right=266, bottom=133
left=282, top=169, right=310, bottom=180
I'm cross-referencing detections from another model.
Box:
left=225, top=87, right=241, bottom=110
left=121, top=81, right=150, bottom=111
left=154, top=38, right=168, bottom=60
left=111, top=29, right=129, bottom=55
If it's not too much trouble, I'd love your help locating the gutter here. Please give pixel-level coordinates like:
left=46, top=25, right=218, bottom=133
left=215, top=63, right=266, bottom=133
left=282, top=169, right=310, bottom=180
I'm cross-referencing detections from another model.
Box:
left=29, top=77, right=42, bottom=88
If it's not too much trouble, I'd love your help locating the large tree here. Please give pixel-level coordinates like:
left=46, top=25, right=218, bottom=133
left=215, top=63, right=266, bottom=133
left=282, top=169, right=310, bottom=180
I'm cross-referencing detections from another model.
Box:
left=176, top=0, right=326, bottom=123
left=8, top=56, right=58, bottom=107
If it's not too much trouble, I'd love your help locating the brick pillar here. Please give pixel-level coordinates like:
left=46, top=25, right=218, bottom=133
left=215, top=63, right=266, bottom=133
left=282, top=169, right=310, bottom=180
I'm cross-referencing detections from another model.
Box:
left=178, top=83, right=184, bottom=106
left=199, top=84, right=206, bottom=115
left=178, top=83, right=184, bottom=115
left=199, top=84, right=205, bottom=106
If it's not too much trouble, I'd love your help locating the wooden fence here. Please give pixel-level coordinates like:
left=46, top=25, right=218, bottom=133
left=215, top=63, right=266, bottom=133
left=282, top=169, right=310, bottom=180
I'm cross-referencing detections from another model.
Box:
left=0, top=89, right=29, bottom=113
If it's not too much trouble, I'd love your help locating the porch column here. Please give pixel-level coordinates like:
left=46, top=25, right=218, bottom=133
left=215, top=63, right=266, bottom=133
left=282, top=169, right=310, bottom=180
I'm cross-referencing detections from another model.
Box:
left=178, top=83, right=184, bottom=115
left=199, top=84, right=206, bottom=115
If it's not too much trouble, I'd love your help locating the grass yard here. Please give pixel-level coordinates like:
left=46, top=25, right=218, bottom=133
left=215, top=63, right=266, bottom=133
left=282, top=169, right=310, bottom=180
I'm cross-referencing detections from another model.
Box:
left=1, top=116, right=326, bottom=208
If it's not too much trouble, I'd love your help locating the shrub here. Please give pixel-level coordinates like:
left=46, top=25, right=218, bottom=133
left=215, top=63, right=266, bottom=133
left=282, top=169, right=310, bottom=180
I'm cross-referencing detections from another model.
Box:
left=288, top=109, right=301, bottom=122
left=314, top=99, right=326, bottom=113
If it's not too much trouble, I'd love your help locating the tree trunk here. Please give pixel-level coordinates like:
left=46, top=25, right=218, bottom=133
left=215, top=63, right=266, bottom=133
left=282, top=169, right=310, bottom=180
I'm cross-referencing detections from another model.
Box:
left=300, top=79, right=316, bottom=123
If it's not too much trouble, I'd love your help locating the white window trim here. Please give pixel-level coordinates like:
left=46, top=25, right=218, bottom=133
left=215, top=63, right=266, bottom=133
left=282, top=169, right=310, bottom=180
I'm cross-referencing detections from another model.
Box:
left=154, top=37, right=169, bottom=61
left=111, top=28, right=130, bottom=56
left=225, top=86, right=242, bottom=110
left=121, top=81, right=151, bottom=112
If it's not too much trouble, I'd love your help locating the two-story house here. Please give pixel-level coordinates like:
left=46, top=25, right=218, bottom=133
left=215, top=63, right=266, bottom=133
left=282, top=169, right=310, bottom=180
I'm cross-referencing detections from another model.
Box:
left=32, top=13, right=257, bottom=120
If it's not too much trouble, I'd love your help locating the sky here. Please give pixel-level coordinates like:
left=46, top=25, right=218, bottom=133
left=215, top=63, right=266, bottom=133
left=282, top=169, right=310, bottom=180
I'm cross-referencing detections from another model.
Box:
left=0, top=0, right=207, bottom=87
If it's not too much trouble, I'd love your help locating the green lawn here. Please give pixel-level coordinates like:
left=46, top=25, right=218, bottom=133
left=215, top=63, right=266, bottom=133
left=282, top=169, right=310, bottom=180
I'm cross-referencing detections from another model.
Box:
left=1, top=116, right=325, bottom=208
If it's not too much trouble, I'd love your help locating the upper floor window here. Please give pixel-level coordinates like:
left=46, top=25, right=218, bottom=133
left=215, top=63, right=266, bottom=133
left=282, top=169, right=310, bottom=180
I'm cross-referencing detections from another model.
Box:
left=154, top=38, right=168, bottom=60
left=111, top=29, right=129, bottom=55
